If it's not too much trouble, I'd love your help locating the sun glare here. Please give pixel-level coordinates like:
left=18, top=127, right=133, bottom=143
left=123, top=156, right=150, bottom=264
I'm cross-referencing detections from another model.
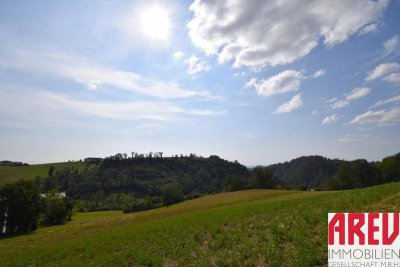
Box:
left=140, top=6, right=171, bottom=41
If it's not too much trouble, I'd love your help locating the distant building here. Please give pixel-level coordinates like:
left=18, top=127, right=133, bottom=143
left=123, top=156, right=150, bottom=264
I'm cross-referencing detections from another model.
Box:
left=40, top=192, right=67, bottom=198
left=0, top=161, right=29, bottom=166
left=84, top=157, right=103, bottom=164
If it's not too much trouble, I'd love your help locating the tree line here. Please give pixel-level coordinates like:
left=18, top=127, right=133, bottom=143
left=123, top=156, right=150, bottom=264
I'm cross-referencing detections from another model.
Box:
left=325, top=153, right=400, bottom=190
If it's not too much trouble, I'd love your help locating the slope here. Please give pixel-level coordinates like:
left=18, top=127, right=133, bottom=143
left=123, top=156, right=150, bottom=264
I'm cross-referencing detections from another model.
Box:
left=1, top=182, right=399, bottom=266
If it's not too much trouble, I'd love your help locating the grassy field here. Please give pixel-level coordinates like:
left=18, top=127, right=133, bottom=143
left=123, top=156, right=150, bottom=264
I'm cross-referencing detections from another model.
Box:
left=1, top=182, right=400, bottom=266
left=0, top=162, right=85, bottom=185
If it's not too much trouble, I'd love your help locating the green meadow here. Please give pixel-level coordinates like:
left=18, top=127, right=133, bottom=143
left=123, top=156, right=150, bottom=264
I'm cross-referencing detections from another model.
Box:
left=1, top=182, right=399, bottom=266
left=0, top=162, right=85, bottom=185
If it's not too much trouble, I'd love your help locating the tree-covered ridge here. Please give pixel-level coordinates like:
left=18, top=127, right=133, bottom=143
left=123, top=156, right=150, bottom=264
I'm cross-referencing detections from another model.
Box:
left=35, top=155, right=250, bottom=211
left=24, top=152, right=400, bottom=211
left=267, top=153, right=400, bottom=190
left=268, top=156, right=345, bottom=189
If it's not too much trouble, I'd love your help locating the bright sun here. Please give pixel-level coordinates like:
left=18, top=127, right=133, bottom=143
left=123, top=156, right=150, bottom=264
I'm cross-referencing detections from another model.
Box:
left=140, top=6, right=171, bottom=41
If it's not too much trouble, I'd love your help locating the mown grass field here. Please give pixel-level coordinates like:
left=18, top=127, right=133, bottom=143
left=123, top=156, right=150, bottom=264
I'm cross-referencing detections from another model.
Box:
left=0, top=162, right=85, bottom=185
left=1, top=183, right=400, bottom=266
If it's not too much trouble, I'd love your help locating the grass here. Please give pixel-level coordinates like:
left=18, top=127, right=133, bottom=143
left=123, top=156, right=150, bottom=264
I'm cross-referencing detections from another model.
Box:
left=1, top=183, right=400, bottom=266
left=0, top=162, right=86, bottom=185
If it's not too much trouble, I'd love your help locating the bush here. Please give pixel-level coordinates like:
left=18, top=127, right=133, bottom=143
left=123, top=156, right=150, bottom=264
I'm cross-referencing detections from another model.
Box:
left=41, top=190, right=71, bottom=226
left=123, top=196, right=162, bottom=213
left=161, top=183, right=184, bottom=206
left=185, top=191, right=202, bottom=200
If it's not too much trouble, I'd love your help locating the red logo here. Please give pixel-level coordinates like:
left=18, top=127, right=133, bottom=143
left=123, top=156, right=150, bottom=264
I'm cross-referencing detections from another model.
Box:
left=328, top=213, right=400, bottom=265
left=329, top=213, right=400, bottom=245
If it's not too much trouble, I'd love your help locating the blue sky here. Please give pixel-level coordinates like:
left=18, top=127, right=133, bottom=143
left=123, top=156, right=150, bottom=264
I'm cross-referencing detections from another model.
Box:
left=0, top=0, right=399, bottom=165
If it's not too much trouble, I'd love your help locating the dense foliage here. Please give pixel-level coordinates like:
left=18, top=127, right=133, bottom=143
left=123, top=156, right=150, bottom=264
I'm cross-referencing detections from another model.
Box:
left=0, top=181, right=72, bottom=236
left=0, top=180, right=42, bottom=235
left=161, top=183, right=184, bottom=206
left=268, top=154, right=400, bottom=190
left=41, top=190, right=73, bottom=226
left=34, top=155, right=250, bottom=212
left=269, top=156, right=344, bottom=189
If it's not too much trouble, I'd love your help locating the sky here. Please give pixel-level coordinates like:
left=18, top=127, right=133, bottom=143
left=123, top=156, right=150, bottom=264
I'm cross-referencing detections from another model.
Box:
left=0, top=0, right=399, bottom=166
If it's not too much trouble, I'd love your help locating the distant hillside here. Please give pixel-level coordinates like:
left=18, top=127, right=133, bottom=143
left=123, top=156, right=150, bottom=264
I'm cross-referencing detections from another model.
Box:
left=2, top=152, right=399, bottom=198
left=0, top=162, right=85, bottom=185
left=34, top=155, right=250, bottom=211
left=268, top=153, right=400, bottom=190
left=268, top=156, right=346, bottom=189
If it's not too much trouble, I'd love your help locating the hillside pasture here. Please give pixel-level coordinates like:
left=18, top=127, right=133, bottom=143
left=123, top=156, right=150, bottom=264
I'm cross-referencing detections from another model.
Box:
left=1, top=183, right=399, bottom=266
left=0, top=162, right=86, bottom=185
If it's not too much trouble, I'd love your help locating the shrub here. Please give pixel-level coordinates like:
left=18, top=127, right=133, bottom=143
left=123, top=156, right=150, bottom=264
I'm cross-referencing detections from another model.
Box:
left=41, top=190, right=72, bottom=226
left=123, top=196, right=162, bottom=213
left=161, top=183, right=184, bottom=206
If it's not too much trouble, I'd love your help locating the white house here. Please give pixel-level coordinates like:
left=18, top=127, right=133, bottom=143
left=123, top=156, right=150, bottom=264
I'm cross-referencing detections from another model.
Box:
left=40, top=192, right=67, bottom=198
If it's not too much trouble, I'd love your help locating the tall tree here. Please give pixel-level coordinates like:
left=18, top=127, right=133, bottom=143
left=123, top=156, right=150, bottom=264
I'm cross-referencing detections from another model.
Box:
left=48, top=166, right=55, bottom=177
left=0, top=181, right=42, bottom=235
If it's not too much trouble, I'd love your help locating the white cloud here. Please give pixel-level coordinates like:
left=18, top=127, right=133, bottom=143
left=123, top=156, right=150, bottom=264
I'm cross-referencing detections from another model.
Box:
left=383, top=72, right=400, bottom=83
left=245, top=78, right=257, bottom=88
left=0, top=88, right=226, bottom=124
left=188, top=0, right=388, bottom=69
left=173, top=50, right=184, bottom=59
left=0, top=89, right=178, bottom=122
left=358, top=23, right=378, bottom=35
left=275, top=94, right=303, bottom=114
left=0, top=49, right=211, bottom=99
left=233, top=71, right=246, bottom=77
left=345, top=87, right=370, bottom=101
left=86, top=83, right=98, bottom=91
left=186, top=55, right=211, bottom=75
left=330, top=87, right=370, bottom=109
left=312, top=110, right=318, bottom=115
left=322, top=114, right=338, bottom=125
left=325, top=97, right=338, bottom=103
left=186, top=109, right=227, bottom=116
left=247, top=70, right=304, bottom=97
left=371, top=95, right=400, bottom=108
left=312, top=69, right=326, bottom=78
left=350, top=108, right=400, bottom=125
left=365, top=62, right=400, bottom=81
left=331, top=100, right=350, bottom=109
left=337, top=134, right=367, bottom=143
left=383, top=34, right=399, bottom=56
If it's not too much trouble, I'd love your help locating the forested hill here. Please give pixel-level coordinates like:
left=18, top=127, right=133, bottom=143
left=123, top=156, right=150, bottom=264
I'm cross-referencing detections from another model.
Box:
left=34, top=155, right=250, bottom=211
left=268, top=156, right=345, bottom=189
left=267, top=153, right=400, bottom=190
left=5, top=153, right=400, bottom=211
left=95, top=155, right=249, bottom=195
